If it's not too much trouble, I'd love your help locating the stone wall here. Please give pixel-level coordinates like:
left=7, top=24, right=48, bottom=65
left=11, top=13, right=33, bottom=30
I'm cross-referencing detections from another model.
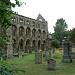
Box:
left=6, top=14, right=49, bottom=57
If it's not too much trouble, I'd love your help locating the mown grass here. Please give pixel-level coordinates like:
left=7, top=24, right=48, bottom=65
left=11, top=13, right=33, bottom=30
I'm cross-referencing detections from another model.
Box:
left=0, top=52, right=75, bottom=75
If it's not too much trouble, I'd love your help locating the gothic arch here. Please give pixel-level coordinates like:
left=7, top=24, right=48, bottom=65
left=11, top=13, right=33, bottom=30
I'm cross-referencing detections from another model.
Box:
left=32, top=40, right=36, bottom=47
left=38, top=29, right=41, bottom=33
left=26, top=27, right=31, bottom=36
left=43, top=30, right=46, bottom=37
left=19, top=39, right=24, bottom=50
left=41, top=40, right=46, bottom=51
left=43, top=40, right=46, bottom=44
left=19, top=26, right=24, bottom=36
left=38, top=29, right=41, bottom=37
left=32, top=29, right=36, bottom=37
left=26, top=39, right=30, bottom=46
left=38, top=40, right=41, bottom=48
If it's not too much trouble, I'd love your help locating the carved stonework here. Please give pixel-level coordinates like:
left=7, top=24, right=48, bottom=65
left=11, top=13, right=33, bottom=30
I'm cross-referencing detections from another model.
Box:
left=4, top=14, right=49, bottom=57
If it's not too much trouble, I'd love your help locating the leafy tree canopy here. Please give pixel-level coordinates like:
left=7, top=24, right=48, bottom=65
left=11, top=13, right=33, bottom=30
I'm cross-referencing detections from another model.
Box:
left=0, top=0, right=20, bottom=47
left=0, top=0, right=20, bottom=28
left=53, top=18, right=68, bottom=45
left=68, top=28, right=75, bottom=45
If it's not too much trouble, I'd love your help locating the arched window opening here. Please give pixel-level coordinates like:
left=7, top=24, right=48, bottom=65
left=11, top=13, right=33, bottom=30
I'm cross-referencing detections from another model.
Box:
left=38, top=29, right=41, bottom=38
left=32, top=29, right=36, bottom=37
left=26, top=20, right=30, bottom=25
left=19, top=39, right=23, bottom=49
left=38, top=40, right=41, bottom=48
left=26, top=39, right=30, bottom=46
left=26, top=27, right=31, bottom=36
left=19, top=26, right=24, bottom=36
left=12, top=17, right=16, bottom=22
left=43, top=31, right=46, bottom=37
left=12, top=25, right=17, bottom=36
left=19, top=18, right=23, bottom=24
left=43, top=40, right=46, bottom=46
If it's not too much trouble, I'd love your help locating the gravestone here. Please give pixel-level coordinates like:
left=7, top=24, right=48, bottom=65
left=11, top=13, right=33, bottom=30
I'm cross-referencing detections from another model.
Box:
left=47, top=59, right=56, bottom=70
left=35, top=51, right=42, bottom=64
left=29, top=47, right=32, bottom=53
left=45, top=50, right=51, bottom=61
left=62, top=37, right=72, bottom=63
left=18, top=51, right=22, bottom=58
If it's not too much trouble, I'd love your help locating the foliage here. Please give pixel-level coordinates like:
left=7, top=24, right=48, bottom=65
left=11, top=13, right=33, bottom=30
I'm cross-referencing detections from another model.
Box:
left=68, top=28, right=75, bottom=45
left=51, top=39, right=60, bottom=48
left=0, top=0, right=20, bottom=28
left=53, top=18, right=68, bottom=45
left=0, top=65, right=14, bottom=75
left=0, top=0, right=20, bottom=48
left=51, top=50, right=63, bottom=59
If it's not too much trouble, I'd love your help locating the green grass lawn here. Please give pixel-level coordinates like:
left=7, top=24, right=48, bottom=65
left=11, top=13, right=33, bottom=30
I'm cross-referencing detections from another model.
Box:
left=0, top=52, right=75, bottom=75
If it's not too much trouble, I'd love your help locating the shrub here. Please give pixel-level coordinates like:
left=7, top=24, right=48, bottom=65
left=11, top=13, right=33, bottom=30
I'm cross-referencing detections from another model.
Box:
left=51, top=39, right=60, bottom=48
left=52, top=50, right=63, bottom=59
left=0, top=65, right=15, bottom=75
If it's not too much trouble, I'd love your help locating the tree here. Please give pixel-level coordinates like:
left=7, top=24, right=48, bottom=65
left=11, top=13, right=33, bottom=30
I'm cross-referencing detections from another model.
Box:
left=68, top=28, right=75, bottom=45
left=53, top=18, right=68, bottom=45
left=50, top=39, right=60, bottom=53
left=0, top=0, right=20, bottom=48
left=51, top=39, right=60, bottom=48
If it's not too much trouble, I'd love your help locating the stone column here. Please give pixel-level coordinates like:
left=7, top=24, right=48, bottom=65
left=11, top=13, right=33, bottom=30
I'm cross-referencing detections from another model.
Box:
left=62, top=37, right=72, bottom=63
left=6, top=27, right=13, bottom=58
left=29, top=42, right=32, bottom=53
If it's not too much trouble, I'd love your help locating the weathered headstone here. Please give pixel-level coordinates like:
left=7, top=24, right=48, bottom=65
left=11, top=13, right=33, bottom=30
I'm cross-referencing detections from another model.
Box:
left=18, top=51, right=22, bottom=58
left=29, top=47, right=32, bottom=53
left=35, top=51, right=42, bottom=64
left=62, top=37, right=72, bottom=63
left=45, top=50, right=51, bottom=61
left=47, top=59, right=56, bottom=70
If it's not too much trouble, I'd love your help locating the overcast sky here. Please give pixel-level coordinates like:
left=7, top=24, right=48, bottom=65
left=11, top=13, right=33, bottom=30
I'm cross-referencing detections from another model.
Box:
left=11, top=0, right=75, bottom=33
